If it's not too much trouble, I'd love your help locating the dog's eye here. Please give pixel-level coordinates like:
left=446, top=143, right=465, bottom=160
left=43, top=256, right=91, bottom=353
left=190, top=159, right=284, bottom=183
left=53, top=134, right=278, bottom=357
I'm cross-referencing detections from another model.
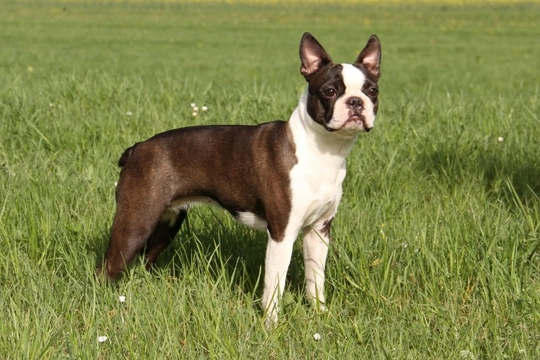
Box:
left=323, top=88, right=336, bottom=97
left=368, top=87, right=378, bottom=97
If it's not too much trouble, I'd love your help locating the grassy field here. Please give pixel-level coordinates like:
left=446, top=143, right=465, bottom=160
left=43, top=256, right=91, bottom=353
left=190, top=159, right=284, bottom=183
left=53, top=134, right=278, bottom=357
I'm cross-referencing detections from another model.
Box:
left=1, top=0, right=539, bottom=358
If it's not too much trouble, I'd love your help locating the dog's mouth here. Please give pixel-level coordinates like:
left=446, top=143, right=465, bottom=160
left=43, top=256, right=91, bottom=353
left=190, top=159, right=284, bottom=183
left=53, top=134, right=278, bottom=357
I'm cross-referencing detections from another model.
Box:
left=344, top=114, right=372, bottom=132
left=347, top=115, right=363, bottom=124
left=326, top=110, right=374, bottom=134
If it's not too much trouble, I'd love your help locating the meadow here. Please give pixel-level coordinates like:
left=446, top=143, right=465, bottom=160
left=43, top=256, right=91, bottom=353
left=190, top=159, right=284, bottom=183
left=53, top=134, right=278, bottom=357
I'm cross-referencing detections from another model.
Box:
left=1, top=0, right=539, bottom=358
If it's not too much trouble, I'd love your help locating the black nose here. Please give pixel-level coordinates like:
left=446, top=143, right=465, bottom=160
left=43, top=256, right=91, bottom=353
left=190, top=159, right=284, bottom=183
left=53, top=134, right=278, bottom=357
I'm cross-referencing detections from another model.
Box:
left=347, top=97, right=363, bottom=109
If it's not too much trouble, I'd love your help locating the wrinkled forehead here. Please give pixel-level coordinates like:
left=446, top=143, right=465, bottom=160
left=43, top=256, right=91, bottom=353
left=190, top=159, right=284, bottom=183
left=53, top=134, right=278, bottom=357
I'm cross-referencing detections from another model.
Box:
left=307, top=63, right=374, bottom=94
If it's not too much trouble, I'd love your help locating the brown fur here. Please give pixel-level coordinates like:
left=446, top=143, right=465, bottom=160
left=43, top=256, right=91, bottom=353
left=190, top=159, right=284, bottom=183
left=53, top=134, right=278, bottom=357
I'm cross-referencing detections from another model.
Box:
left=99, top=121, right=297, bottom=280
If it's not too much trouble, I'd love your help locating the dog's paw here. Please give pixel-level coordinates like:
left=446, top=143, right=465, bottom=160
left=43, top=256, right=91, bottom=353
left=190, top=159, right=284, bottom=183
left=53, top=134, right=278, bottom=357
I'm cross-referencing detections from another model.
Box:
left=264, top=307, right=279, bottom=329
left=306, top=295, right=327, bottom=314
left=317, top=302, right=328, bottom=313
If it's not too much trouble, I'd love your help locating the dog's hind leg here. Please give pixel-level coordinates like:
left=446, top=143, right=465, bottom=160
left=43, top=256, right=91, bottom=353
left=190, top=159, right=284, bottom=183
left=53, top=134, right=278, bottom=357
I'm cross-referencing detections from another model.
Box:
left=144, top=209, right=187, bottom=269
left=100, top=188, right=171, bottom=281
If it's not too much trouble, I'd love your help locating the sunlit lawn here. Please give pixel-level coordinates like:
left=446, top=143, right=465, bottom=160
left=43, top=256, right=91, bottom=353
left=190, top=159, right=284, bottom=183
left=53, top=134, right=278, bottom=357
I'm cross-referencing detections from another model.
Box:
left=1, top=1, right=539, bottom=358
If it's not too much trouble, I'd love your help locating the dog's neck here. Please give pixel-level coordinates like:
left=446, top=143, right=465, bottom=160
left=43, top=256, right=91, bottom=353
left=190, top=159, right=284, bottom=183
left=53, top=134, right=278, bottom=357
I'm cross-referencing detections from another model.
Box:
left=288, top=88, right=358, bottom=164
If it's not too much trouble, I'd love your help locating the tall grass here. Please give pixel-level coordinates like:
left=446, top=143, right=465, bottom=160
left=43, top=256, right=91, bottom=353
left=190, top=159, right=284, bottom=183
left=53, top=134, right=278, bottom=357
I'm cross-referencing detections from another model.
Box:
left=1, top=1, right=539, bottom=358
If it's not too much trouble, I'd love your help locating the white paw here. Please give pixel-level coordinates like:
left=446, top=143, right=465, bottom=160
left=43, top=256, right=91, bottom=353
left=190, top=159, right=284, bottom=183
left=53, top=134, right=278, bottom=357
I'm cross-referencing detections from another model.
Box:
left=264, top=311, right=278, bottom=329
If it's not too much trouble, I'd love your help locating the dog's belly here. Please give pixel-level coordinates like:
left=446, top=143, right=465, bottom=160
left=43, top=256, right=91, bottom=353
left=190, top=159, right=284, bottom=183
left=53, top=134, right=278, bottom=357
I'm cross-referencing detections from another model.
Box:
left=164, top=197, right=268, bottom=231
left=169, top=196, right=219, bottom=210
left=163, top=196, right=219, bottom=226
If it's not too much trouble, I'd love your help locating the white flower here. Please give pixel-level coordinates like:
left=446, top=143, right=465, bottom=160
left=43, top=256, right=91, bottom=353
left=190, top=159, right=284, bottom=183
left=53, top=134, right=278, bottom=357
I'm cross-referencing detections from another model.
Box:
left=190, top=103, right=197, bottom=108
left=202, top=105, right=208, bottom=112
left=119, top=295, right=126, bottom=303
left=313, top=333, right=322, bottom=341
left=192, top=112, right=198, bottom=117
left=49, top=103, right=55, bottom=107
left=497, top=136, right=504, bottom=142
left=97, top=336, right=108, bottom=343
left=126, top=111, right=133, bottom=116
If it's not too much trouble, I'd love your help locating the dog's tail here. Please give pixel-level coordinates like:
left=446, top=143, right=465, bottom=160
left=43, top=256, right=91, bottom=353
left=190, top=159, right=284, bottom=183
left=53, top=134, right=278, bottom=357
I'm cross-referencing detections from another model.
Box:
left=118, top=143, right=139, bottom=168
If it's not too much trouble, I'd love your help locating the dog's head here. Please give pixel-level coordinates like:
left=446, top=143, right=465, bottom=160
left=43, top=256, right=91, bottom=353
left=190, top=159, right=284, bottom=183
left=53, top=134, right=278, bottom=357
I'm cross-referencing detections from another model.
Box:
left=300, top=33, right=381, bottom=136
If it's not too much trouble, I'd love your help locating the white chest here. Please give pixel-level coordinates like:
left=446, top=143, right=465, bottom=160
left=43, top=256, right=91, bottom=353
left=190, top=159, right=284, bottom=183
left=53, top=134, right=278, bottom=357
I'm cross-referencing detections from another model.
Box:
left=289, top=151, right=347, bottom=228
left=285, top=95, right=358, bottom=228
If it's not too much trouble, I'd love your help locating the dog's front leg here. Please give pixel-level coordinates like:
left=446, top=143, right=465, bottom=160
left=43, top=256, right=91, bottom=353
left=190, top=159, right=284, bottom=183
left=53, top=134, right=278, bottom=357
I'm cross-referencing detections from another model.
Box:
left=302, top=219, right=332, bottom=313
left=261, top=230, right=298, bottom=327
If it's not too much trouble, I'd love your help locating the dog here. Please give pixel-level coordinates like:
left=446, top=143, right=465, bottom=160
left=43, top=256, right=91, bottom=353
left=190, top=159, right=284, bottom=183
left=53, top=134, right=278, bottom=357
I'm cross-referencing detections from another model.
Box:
left=98, top=32, right=381, bottom=326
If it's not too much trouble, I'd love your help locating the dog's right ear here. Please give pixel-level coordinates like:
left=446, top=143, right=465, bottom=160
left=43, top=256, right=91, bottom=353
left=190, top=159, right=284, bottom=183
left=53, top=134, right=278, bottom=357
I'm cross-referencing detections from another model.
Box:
left=300, top=32, right=333, bottom=79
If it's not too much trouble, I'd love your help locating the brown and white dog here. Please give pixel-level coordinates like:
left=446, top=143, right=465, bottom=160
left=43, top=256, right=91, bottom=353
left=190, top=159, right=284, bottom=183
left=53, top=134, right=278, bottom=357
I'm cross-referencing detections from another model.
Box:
left=98, top=32, right=381, bottom=325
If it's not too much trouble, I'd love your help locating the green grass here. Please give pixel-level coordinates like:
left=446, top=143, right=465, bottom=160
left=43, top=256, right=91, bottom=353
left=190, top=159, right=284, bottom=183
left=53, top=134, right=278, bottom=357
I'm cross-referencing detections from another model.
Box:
left=1, top=0, right=539, bottom=358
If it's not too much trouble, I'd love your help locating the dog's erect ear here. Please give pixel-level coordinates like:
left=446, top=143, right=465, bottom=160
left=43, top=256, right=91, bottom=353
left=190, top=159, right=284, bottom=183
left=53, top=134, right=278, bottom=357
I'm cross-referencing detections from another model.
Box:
left=300, top=32, right=333, bottom=79
left=355, top=35, right=381, bottom=80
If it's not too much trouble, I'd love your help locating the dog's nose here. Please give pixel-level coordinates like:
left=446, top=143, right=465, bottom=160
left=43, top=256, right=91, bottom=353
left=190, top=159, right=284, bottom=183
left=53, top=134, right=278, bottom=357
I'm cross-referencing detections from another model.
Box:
left=347, top=97, right=363, bottom=109
left=365, top=126, right=372, bottom=132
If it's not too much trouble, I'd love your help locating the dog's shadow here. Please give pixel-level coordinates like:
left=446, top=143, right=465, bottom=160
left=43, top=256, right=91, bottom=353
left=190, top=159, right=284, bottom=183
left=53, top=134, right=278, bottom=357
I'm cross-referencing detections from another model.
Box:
left=146, top=209, right=306, bottom=297
left=418, top=143, right=539, bottom=207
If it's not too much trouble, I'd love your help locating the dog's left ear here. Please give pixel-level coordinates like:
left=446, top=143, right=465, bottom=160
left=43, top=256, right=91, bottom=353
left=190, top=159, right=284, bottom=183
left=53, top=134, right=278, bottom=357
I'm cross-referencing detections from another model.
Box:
left=355, top=35, right=381, bottom=80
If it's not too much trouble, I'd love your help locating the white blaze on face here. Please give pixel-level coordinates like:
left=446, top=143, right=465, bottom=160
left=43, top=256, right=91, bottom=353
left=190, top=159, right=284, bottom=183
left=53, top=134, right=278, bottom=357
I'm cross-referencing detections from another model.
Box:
left=327, top=64, right=376, bottom=133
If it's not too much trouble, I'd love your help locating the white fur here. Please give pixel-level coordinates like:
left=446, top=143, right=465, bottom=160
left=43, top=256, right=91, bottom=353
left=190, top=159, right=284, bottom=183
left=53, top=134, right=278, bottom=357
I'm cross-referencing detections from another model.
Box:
left=262, top=80, right=365, bottom=324
left=162, top=196, right=219, bottom=226
left=161, top=209, right=181, bottom=227
left=169, top=196, right=218, bottom=210
left=236, top=212, right=268, bottom=231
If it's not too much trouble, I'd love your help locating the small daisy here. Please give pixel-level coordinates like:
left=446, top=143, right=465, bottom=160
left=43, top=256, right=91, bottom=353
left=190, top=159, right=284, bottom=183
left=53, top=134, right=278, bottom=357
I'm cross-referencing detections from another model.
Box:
left=97, top=336, right=108, bottom=343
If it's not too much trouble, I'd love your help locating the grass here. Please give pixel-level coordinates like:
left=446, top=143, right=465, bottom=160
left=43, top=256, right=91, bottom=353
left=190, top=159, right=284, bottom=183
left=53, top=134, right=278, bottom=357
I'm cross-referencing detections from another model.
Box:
left=1, top=0, right=539, bottom=358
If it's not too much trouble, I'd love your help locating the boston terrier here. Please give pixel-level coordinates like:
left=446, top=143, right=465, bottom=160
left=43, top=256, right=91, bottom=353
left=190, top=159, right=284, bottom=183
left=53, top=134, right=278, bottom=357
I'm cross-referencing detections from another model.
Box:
left=98, top=32, right=381, bottom=325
